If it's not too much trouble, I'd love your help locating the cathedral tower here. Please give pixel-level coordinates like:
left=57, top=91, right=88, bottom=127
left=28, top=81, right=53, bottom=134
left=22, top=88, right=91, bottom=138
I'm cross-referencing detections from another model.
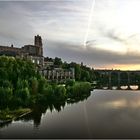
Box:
left=34, top=35, right=43, bottom=56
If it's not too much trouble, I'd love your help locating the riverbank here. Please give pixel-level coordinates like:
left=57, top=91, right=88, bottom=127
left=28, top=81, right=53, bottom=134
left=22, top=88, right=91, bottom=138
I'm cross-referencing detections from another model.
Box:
left=0, top=81, right=92, bottom=123
left=0, top=108, right=32, bottom=124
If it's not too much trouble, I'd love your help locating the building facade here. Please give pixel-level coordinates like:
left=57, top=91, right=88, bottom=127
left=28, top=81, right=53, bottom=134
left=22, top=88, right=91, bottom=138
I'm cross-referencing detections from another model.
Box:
left=40, top=67, right=75, bottom=82
left=0, top=35, right=44, bottom=66
left=0, top=35, right=75, bottom=81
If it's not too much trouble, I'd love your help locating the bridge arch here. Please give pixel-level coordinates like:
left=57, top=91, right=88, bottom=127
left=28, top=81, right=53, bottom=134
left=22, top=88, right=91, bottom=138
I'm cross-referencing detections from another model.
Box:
left=95, top=70, right=140, bottom=90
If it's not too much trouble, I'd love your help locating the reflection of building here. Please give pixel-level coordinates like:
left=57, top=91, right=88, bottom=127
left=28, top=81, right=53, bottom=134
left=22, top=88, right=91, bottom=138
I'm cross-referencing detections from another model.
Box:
left=0, top=35, right=44, bottom=66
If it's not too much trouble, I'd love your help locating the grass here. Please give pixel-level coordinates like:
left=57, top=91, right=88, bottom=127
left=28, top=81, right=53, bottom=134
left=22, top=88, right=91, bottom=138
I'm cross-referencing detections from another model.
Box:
left=0, top=108, right=31, bottom=121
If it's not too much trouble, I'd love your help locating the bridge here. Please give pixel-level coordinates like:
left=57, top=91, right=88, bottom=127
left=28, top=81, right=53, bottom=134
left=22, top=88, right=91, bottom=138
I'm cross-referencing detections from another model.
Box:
left=94, top=69, right=140, bottom=90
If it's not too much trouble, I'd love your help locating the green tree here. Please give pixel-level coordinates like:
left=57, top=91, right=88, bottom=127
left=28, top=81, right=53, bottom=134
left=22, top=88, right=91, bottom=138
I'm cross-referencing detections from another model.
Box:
left=30, top=77, right=38, bottom=95
left=38, top=77, right=47, bottom=94
left=54, top=57, right=62, bottom=66
left=54, top=86, right=66, bottom=101
left=81, top=69, right=90, bottom=81
left=75, top=64, right=81, bottom=81
left=66, top=79, right=75, bottom=87
left=13, top=87, right=30, bottom=107
left=0, top=87, right=12, bottom=107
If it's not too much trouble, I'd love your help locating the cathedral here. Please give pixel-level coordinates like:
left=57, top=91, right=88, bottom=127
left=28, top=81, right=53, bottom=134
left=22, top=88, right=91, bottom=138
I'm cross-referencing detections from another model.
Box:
left=0, top=35, right=44, bottom=66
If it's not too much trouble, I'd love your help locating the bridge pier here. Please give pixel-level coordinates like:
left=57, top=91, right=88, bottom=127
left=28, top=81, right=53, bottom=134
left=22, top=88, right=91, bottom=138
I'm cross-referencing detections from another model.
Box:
left=127, top=72, right=130, bottom=90
left=127, top=72, right=131, bottom=90
left=117, top=86, right=121, bottom=90
left=138, top=85, right=140, bottom=90
left=108, top=72, right=112, bottom=89
left=117, top=72, right=121, bottom=90
left=127, top=85, right=131, bottom=90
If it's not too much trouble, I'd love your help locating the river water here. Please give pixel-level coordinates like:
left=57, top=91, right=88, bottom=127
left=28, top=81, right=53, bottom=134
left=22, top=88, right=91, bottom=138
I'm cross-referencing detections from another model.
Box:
left=1, top=90, right=140, bottom=138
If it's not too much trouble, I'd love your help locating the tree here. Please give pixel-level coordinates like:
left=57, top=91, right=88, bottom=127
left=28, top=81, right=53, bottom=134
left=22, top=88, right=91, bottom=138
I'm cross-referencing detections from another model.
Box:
left=81, top=69, right=90, bottom=81
left=38, top=77, right=47, bottom=94
left=54, top=57, right=62, bottom=66
left=75, top=64, right=81, bottom=81
left=54, top=86, right=66, bottom=101
left=65, top=79, right=75, bottom=87
left=62, top=61, right=70, bottom=69
left=0, top=87, right=12, bottom=107
left=31, top=77, right=38, bottom=95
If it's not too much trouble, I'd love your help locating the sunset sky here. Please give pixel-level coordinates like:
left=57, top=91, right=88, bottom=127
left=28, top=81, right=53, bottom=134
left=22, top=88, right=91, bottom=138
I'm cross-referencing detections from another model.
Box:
left=0, top=0, right=140, bottom=70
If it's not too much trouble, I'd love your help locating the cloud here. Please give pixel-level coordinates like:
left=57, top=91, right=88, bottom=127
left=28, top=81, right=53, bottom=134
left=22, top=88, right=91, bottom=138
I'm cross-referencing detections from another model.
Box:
left=0, top=1, right=91, bottom=45
left=0, top=2, right=36, bottom=46
left=1, top=1, right=140, bottom=69
left=44, top=40, right=140, bottom=68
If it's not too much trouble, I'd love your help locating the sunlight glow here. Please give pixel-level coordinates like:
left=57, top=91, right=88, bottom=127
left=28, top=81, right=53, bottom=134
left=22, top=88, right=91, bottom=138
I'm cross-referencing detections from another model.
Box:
left=89, top=41, right=127, bottom=54
left=105, top=99, right=127, bottom=109
left=98, top=64, right=140, bottom=70
left=104, top=99, right=140, bottom=109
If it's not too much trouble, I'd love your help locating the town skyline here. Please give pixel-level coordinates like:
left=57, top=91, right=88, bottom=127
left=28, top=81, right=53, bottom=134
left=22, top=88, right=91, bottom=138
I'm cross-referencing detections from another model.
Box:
left=0, top=0, right=140, bottom=70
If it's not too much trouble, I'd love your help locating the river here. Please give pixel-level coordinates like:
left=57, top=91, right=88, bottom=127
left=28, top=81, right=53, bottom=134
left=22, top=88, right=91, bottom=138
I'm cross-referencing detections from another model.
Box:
left=1, top=90, right=140, bottom=138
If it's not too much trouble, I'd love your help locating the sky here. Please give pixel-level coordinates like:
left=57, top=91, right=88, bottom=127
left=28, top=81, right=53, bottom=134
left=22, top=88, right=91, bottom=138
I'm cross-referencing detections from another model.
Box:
left=1, top=0, right=140, bottom=70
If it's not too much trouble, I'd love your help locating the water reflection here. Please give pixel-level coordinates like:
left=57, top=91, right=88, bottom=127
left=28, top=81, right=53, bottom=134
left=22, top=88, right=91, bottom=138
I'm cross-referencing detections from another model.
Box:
left=2, top=90, right=140, bottom=138
left=0, top=92, right=91, bottom=129
left=88, top=90, right=140, bottom=138
left=102, top=85, right=139, bottom=90
left=130, top=85, right=139, bottom=90
left=121, top=86, right=128, bottom=90
left=104, top=99, right=127, bottom=109
left=102, top=95, right=140, bottom=109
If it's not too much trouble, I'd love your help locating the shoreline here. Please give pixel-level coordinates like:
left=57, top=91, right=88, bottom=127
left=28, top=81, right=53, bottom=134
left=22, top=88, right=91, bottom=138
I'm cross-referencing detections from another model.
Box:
left=0, top=108, right=32, bottom=125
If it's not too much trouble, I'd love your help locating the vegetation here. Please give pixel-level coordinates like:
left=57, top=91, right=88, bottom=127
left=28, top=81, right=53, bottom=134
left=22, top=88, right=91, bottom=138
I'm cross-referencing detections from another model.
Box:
left=67, top=82, right=91, bottom=99
left=46, top=56, right=95, bottom=82
left=62, top=61, right=95, bottom=82
left=0, top=56, right=92, bottom=118
left=54, top=57, right=63, bottom=66
left=0, top=108, right=31, bottom=121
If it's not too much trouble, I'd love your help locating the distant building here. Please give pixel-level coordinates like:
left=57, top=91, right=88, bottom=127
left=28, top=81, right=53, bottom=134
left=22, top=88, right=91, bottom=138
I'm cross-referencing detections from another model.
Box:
left=0, top=44, right=21, bottom=56
left=0, top=35, right=75, bottom=81
left=44, top=57, right=54, bottom=68
left=0, top=35, right=44, bottom=66
left=40, top=67, right=75, bottom=82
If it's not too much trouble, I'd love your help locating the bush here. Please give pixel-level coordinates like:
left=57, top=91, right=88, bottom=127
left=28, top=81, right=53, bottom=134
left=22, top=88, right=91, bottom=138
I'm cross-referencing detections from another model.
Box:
left=65, top=79, right=75, bottom=87
left=38, top=77, right=47, bottom=94
left=14, top=87, right=30, bottom=106
left=0, top=80, right=12, bottom=88
left=67, top=82, right=91, bottom=99
left=0, top=87, right=12, bottom=107
left=54, top=86, right=67, bottom=101
left=16, top=79, right=29, bottom=89
left=44, top=85, right=54, bottom=101
left=80, top=82, right=91, bottom=94
left=30, top=77, right=38, bottom=95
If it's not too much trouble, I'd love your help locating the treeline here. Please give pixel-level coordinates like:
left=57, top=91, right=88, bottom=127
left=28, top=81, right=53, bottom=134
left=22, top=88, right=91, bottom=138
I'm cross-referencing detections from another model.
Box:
left=0, top=56, right=91, bottom=110
left=0, top=56, right=40, bottom=109
left=49, top=57, right=95, bottom=82
left=63, top=62, right=95, bottom=82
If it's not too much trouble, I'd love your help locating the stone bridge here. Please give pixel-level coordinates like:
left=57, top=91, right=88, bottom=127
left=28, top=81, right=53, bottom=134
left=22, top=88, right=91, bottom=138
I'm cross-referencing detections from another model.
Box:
left=94, top=69, right=140, bottom=90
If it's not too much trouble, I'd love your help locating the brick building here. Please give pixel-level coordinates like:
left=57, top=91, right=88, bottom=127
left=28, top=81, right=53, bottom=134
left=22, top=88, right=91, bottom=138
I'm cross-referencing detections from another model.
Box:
left=0, top=35, right=44, bottom=66
left=0, top=35, right=75, bottom=81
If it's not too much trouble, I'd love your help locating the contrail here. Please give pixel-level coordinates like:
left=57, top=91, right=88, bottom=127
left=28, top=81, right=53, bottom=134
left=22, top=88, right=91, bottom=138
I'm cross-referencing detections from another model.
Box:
left=84, top=0, right=96, bottom=46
